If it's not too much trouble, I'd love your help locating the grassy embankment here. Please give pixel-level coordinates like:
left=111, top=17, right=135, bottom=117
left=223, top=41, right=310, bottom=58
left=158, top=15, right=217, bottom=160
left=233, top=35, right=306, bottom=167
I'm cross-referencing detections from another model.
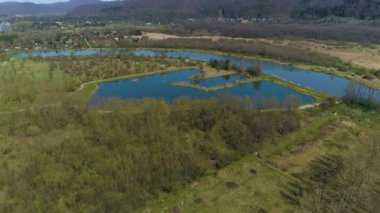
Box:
left=172, top=73, right=326, bottom=101
left=142, top=104, right=380, bottom=213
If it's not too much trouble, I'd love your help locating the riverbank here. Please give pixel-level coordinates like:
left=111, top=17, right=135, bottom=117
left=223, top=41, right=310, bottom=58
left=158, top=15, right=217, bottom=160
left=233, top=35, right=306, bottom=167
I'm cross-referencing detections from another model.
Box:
left=119, top=47, right=380, bottom=90
left=261, top=74, right=326, bottom=100
left=143, top=33, right=380, bottom=69
left=139, top=33, right=380, bottom=88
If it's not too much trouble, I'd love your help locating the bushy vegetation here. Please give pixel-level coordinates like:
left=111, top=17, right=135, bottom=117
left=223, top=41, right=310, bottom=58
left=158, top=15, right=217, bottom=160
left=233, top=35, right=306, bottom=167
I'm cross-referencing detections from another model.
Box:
left=342, top=83, right=380, bottom=109
left=0, top=34, right=18, bottom=47
left=374, top=70, right=380, bottom=79
left=0, top=96, right=302, bottom=212
left=246, top=61, right=263, bottom=77
left=208, top=59, right=241, bottom=72
left=139, top=101, right=380, bottom=212
left=45, top=55, right=199, bottom=83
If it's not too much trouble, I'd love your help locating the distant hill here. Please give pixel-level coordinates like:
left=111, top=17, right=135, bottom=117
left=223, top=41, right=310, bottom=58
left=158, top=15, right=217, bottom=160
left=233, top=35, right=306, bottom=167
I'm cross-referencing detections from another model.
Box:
left=1, top=0, right=379, bottom=20
left=68, top=0, right=298, bottom=21
left=0, top=0, right=101, bottom=16
left=68, top=0, right=380, bottom=21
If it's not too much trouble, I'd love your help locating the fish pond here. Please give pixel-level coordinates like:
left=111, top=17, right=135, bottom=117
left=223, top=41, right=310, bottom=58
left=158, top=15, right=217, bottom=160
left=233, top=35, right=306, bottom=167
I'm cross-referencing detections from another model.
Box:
left=13, top=49, right=380, bottom=104
left=89, top=69, right=315, bottom=107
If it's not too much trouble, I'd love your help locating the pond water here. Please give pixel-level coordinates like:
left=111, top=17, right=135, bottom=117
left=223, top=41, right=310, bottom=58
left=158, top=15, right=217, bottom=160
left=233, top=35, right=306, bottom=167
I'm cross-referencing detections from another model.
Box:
left=129, top=50, right=379, bottom=99
left=90, top=69, right=315, bottom=107
left=13, top=49, right=380, bottom=102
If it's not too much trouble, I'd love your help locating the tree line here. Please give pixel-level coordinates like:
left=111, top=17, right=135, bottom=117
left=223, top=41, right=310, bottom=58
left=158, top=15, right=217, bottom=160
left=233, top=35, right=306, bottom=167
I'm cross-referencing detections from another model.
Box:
left=118, top=38, right=353, bottom=72
left=208, top=58, right=263, bottom=77
left=168, top=21, right=380, bottom=44
left=44, top=55, right=199, bottom=83
left=293, top=0, right=380, bottom=20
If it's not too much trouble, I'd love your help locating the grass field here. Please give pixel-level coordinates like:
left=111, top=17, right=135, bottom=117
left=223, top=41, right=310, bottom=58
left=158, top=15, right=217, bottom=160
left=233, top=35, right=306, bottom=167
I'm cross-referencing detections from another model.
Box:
left=0, top=59, right=78, bottom=111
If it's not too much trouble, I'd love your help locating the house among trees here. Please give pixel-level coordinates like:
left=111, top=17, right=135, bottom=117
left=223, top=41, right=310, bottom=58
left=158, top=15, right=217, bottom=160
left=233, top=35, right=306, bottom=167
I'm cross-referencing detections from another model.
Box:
left=0, top=21, right=12, bottom=32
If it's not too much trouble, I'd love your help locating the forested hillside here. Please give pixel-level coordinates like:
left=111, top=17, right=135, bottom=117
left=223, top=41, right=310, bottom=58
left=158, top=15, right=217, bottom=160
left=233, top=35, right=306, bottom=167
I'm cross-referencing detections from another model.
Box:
left=293, top=0, right=380, bottom=19
left=68, top=0, right=380, bottom=21
left=68, top=0, right=296, bottom=21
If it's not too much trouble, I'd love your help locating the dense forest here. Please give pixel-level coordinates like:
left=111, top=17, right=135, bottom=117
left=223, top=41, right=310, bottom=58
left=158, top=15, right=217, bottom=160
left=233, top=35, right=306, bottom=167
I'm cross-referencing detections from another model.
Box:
left=67, top=0, right=296, bottom=21
left=293, top=0, right=380, bottom=20
left=68, top=0, right=380, bottom=21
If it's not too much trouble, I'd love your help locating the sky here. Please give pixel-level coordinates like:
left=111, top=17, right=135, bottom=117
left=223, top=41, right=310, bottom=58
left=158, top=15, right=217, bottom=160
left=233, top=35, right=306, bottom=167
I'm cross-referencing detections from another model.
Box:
left=0, top=0, right=116, bottom=3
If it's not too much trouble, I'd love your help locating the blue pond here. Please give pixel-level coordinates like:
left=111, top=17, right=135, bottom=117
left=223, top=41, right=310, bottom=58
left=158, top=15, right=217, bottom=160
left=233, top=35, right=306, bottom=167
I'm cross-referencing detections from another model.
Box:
left=130, top=50, right=378, bottom=98
left=13, top=49, right=380, bottom=103
left=90, top=69, right=315, bottom=106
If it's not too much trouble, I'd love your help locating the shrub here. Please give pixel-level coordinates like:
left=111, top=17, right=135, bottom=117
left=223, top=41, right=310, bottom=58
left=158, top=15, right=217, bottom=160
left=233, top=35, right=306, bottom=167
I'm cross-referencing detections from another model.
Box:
left=363, top=74, right=376, bottom=80
left=246, top=62, right=263, bottom=77
left=374, top=70, right=380, bottom=79
left=24, top=125, right=41, bottom=137
left=342, top=83, right=379, bottom=109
